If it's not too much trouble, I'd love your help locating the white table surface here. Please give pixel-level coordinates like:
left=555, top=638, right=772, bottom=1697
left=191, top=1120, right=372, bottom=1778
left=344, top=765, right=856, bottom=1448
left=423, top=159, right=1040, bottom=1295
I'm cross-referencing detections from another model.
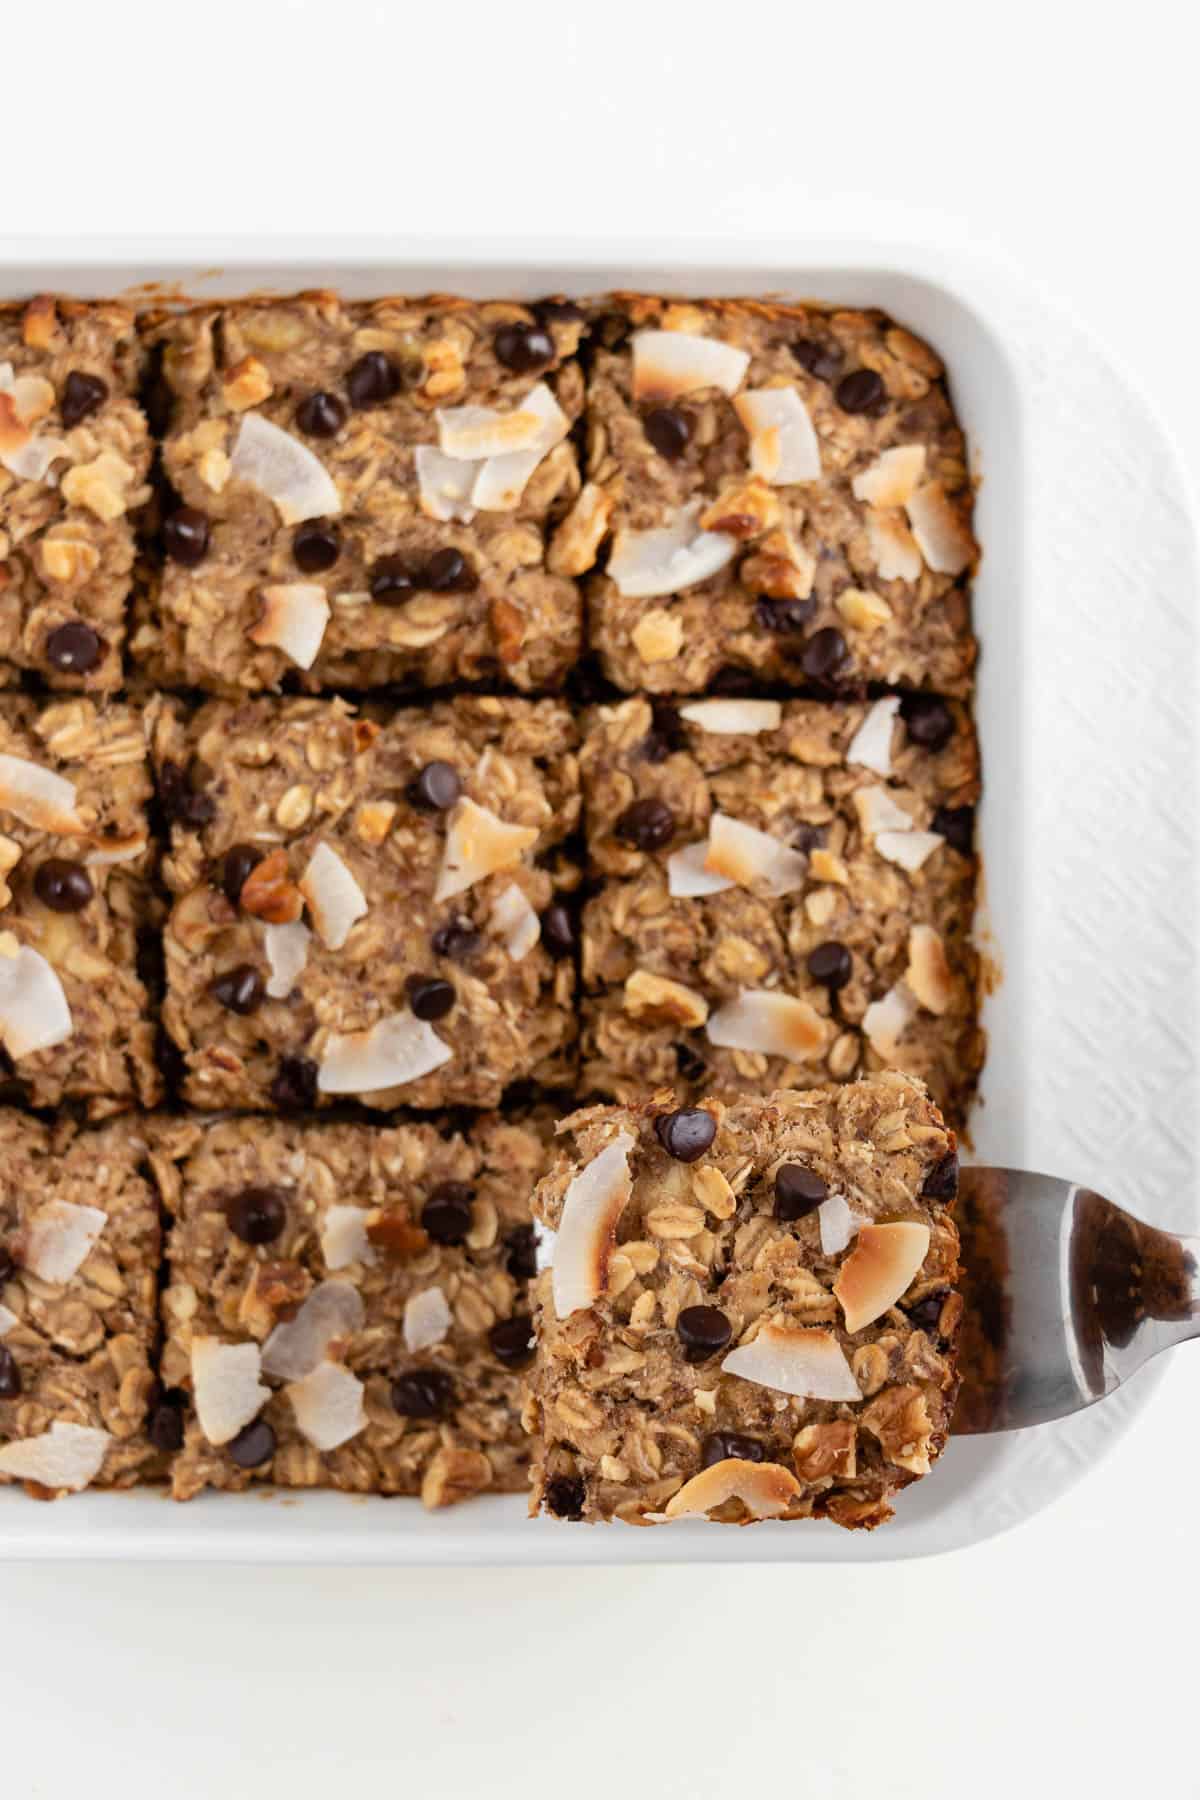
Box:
left=3, top=2, right=1197, bottom=1793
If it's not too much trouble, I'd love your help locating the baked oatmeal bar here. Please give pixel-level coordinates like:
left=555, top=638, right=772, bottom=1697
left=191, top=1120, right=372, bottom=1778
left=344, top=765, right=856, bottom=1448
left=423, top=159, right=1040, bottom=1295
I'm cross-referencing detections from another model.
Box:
left=0, top=297, right=151, bottom=691
left=152, top=1111, right=545, bottom=1502
left=0, top=696, right=161, bottom=1114
left=135, top=293, right=585, bottom=694
left=527, top=1076, right=960, bottom=1528
left=0, top=1112, right=162, bottom=1497
left=150, top=692, right=579, bottom=1112
left=580, top=694, right=980, bottom=1126
left=580, top=298, right=976, bottom=695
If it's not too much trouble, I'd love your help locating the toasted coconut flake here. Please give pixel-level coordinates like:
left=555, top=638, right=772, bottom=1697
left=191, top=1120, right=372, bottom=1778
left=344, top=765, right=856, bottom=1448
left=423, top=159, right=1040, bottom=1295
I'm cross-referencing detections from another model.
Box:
left=722, top=1322, right=860, bottom=1401
left=469, top=385, right=571, bottom=511
left=261, top=1279, right=366, bottom=1381
left=733, top=387, right=821, bottom=484
left=608, top=501, right=736, bottom=600
left=846, top=697, right=901, bottom=777
left=403, top=1285, right=453, bottom=1353
left=191, top=1338, right=271, bottom=1446
left=706, top=988, right=826, bottom=1060
left=299, top=842, right=368, bottom=950
left=231, top=413, right=341, bottom=524
left=818, top=1194, right=859, bottom=1257
left=286, top=1361, right=366, bottom=1451
left=906, top=481, right=976, bottom=575
left=0, top=367, right=54, bottom=428
left=2, top=435, right=70, bottom=483
left=704, top=812, right=807, bottom=898
left=552, top=1131, right=635, bottom=1318
left=677, top=698, right=781, bottom=735
left=489, top=883, right=541, bottom=961
left=84, top=831, right=147, bottom=867
left=906, top=923, right=954, bottom=1014
left=0, top=1421, right=109, bottom=1492
left=623, top=969, right=709, bottom=1028
left=663, top=1456, right=801, bottom=1521
left=0, top=752, right=86, bottom=836
left=865, top=510, right=923, bottom=583
left=414, top=444, right=477, bottom=522
left=862, top=983, right=917, bottom=1063
left=631, top=330, right=749, bottom=404
left=23, top=1199, right=106, bottom=1284
left=437, top=382, right=565, bottom=460
left=835, top=1222, right=931, bottom=1333
left=876, top=829, right=943, bottom=872
left=667, top=838, right=733, bottom=898
left=263, top=920, right=310, bottom=999
left=317, top=1010, right=452, bottom=1094
left=0, top=947, right=73, bottom=1058
left=836, top=586, right=893, bottom=633
left=320, top=1206, right=377, bottom=1272
left=852, top=785, right=914, bottom=840
left=248, top=583, right=330, bottom=670
left=851, top=444, right=927, bottom=508
left=0, top=367, right=67, bottom=482
left=434, top=796, right=538, bottom=903
left=0, top=1304, right=16, bottom=1337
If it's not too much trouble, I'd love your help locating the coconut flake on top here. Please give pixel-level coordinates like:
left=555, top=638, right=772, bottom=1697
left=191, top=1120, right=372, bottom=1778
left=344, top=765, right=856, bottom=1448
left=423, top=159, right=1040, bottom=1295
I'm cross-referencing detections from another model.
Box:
left=721, top=1321, right=861, bottom=1401
left=906, top=924, right=954, bottom=1014
left=677, top=698, right=782, bottom=735
left=469, top=384, right=570, bottom=511
left=286, top=1362, right=366, bottom=1452
left=437, top=383, right=562, bottom=460
left=846, top=697, right=901, bottom=777
left=666, top=838, right=734, bottom=899
left=861, top=982, right=917, bottom=1063
left=834, top=1221, right=931, bottom=1333
left=852, top=785, right=915, bottom=840
left=875, top=829, right=943, bottom=872
left=0, top=1421, right=110, bottom=1492
left=607, top=501, right=737, bottom=600
left=865, top=510, right=923, bottom=584
left=431, top=383, right=571, bottom=514
left=434, top=797, right=538, bottom=904
left=631, top=330, right=750, bottom=404
left=0, top=946, right=73, bottom=1058
left=23, top=1199, right=106, bottom=1284
left=317, top=1010, right=452, bottom=1094
left=263, top=920, right=311, bottom=1000
left=905, top=481, right=976, bottom=576
left=0, top=362, right=68, bottom=484
left=84, top=831, right=148, bottom=867
left=733, top=387, right=821, bottom=485
left=261, top=1279, right=366, bottom=1381
left=663, top=1456, right=801, bottom=1521
left=299, top=843, right=368, bottom=950
left=818, top=1194, right=859, bottom=1257
left=247, top=583, right=331, bottom=670
left=230, top=413, right=341, bottom=524
left=191, top=1338, right=271, bottom=1447
left=403, top=1285, right=453, bottom=1353
left=320, top=1205, right=377, bottom=1272
left=703, top=813, right=807, bottom=898
left=414, top=444, right=478, bottom=523
left=706, top=989, right=826, bottom=1061
left=851, top=444, right=927, bottom=508
left=0, top=753, right=87, bottom=837
left=552, top=1131, right=636, bottom=1319
left=489, top=883, right=541, bottom=962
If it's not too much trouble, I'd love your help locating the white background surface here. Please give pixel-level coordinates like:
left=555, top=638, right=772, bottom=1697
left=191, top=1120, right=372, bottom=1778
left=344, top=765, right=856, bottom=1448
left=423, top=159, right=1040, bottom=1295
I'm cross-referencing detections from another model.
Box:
left=3, top=3, right=1198, bottom=1794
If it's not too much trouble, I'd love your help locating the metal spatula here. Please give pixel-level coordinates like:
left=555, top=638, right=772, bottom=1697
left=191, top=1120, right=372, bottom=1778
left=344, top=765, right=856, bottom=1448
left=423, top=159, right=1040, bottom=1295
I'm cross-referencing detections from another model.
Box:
left=952, top=1169, right=1198, bottom=1433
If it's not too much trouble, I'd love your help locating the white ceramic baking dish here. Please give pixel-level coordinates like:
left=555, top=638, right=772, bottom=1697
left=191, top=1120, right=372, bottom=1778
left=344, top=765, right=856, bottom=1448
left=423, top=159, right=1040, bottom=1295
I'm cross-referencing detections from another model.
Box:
left=0, top=238, right=1195, bottom=1563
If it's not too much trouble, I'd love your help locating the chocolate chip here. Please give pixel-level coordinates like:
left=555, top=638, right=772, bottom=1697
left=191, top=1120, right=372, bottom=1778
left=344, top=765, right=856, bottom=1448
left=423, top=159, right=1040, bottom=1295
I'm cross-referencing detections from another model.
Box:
left=293, top=520, right=341, bottom=574
left=534, top=299, right=584, bottom=326
left=431, top=917, right=481, bottom=961
left=489, top=1315, right=535, bottom=1368
left=0, top=1246, right=14, bottom=1285
left=807, top=941, right=852, bottom=991
left=227, top=1184, right=289, bottom=1245
left=800, top=626, right=850, bottom=685
left=368, top=555, right=415, bottom=602
left=60, top=370, right=108, bottom=427
left=392, top=1368, right=455, bottom=1419
left=494, top=323, right=555, bottom=372
left=0, top=1345, right=21, bottom=1400
left=775, top=1164, right=827, bottom=1219
left=676, top=1304, right=732, bottom=1362
left=932, top=804, right=974, bottom=855
left=45, top=620, right=104, bottom=674
left=147, top=1390, right=186, bottom=1453
left=544, top=1474, right=585, bottom=1519
left=163, top=506, right=210, bottom=566
left=756, top=595, right=816, bottom=633
left=295, top=390, right=347, bottom=438
left=227, top=1418, right=276, bottom=1468
left=701, top=1431, right=766, bottom=1468
left=346, top=350, right=399, bottom=408
left=158, top=758, right=216, bottom=828
left=900, top=693, right=955, bottom=753
left=422, top=546, right=477, bottom=592
left=655, top=1107, right=716, bottom=1163
left=33, top=859, right=93, bottom=913
left=640, top=702, right=686, bottom=764
left=922, top=1151, right=959, bottom=1200
left=407, top=760, right=461, bottom=811
left=505, top=1224, right=538, bottom=1281
left=221, top=843, right=262, bottom=908
left=792, top=822, right=825, bottom=856
left=420, top=1182, right=473, bottom=1244
left=406, top=975, right=455, bottom=1021
left=674, top=1041, right=707, bottom=1083
left=792, top=337, right=843, bottom=382
left=540, top=902, right=576, bottom=959
left=643, top=406, right=691, bottom=459
left=210, top=964, right=265, bottom=1015
left=835, top=368, right=886, bottom=414
left=905, top=1289, right=950, bottom=1333
left=614, top=796, right=674, bottom=851
left=270, top=1054, right=318, bottom=1111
